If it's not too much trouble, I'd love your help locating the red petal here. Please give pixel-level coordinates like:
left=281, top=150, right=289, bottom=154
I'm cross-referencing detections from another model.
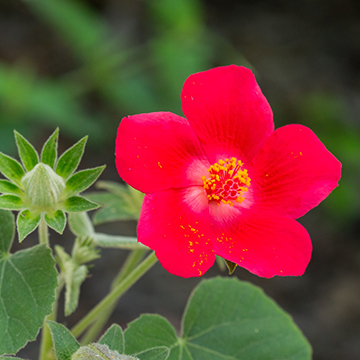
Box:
left=115, top=112, right=210, bottom=193
left=181, top=65, right=274, bottom=164
left=137, top=187, right=215, bottom=277
left=210, top=206, right=312, bottom=278
left=251, top=124, right=341, bottom=218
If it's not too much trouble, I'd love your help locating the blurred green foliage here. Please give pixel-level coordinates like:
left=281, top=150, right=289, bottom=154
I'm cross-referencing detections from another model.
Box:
left=0, top=0, right=245, bottom=153
left=299, top=93, right=360, bottom=223
left=0, top=0, right=358, bottom=227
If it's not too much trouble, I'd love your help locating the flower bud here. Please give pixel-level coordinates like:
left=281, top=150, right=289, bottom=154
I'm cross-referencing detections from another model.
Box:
left=72, top=343, right=138, bottom=360
left=22, top=163, right=65, bottom=211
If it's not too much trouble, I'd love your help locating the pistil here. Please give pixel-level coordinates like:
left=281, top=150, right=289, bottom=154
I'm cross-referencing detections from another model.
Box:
left=202, top=157, right=251, bottom=206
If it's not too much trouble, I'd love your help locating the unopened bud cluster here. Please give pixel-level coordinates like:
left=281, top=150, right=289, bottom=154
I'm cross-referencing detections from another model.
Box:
left=72, top=344, right=139, bottom=360
left=0, top=129, right=104, bottom=241
left=22, top=163, right=65, bottom=212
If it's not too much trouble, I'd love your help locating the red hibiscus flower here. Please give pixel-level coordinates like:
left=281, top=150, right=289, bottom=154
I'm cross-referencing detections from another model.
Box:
left=115, top=65, right=341, bottom=278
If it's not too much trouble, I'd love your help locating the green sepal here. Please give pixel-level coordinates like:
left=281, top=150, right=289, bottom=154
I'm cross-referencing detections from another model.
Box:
left=17, top=210, right=41, bottom=242
left=47, top=321, right=80, bottom=360
left=0, top=180, right=22, bottom=196
left=66, top=165, right=106, bottom=197
left=14, top=130, right=39, bottom=172
left=99, top=324, right=124, bottom=354
left=45, top=210, right=66, bottom=234
left=0, top=152, right=25, bottom=187
left=0, top=195, right=25, bottom=210
left=224, top=259, right=237, bottom=274
left=0, top=210, right=15, bottom=253
left=63, top=196, right=99, bottom=212
left=215, top=255, right=226, bottom=272
left=56, top=136, right=87, bottom=179
left=41, top=128, right=59, bottom=169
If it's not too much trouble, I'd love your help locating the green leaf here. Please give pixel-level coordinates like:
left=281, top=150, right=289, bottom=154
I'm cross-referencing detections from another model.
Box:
left=0, top=195, right=25, bottom=210
left=17, top=210, right=41, bottom=242
left=63, top=196, right=99, bottom=212
left=0, top=180, right=22, bottom=196
left=135, top=347, right=170, bottom=360
left=47, top=321, right=80, bottom=360
left=0, top=245, right=57, bottom=355
left=56, top=238, right=99, bottom=317
left=64, top=264, right=88, bottom=316
left=41, top=128, right=59, bottom=169
left=125, top=315, right=177, bottom=357
left=56, top=136, right=87, bottom=179
left=99, top=324, right=124, bottom=354
left=45, top=210, right=66, bottom=234
left=14, top=131, right=39, bottom=172
left=68, top=212, right=94, bottom=237
left=93, top=233, right=144, bottom=250
left=86, top=181, right=143, bottom=225
left=68, top=212, right=142, bottom=249
left=0, top=210, right=15, bottom=253
left=65, top=165, right=105, bottom=196
left=0, top=357, right=26, bottom=360
left=0, top=153, right=25, bottom=187
left=125, top=277, right=312, bottom=360
left=95, top=181, right=131, bottom=197
left=91, top=197, right=138, bottom=225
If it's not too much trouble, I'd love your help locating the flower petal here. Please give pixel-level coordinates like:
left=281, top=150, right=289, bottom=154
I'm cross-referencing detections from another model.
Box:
left=181, top=65, right=274, bottom=163
left=251, top=124, right=341, bottom=218
left=115, top=112, right=210, bottom=193
left=210, top=206, right=312, bottom=278
left=137, top=187, right=215, bottom=277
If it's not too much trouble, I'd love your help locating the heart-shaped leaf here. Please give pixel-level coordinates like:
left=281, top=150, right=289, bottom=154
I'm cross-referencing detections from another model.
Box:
left=124, top=277, right=311, bottom=360
left=0, top=209, right=14, bottom=253
left=99, top=324, right=124, bottom=354
left=0, top=245, right=58, bottom=355
left=47, top=321, right=80, bottom=360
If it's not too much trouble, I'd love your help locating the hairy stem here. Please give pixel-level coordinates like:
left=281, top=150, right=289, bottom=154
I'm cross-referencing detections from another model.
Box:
left=39, top=276, right=64, bottom=360
left=81, top=249, right=146, bottom=344
left=39, top=216, right=49, bottom=246
left=71, top=251, right=157, bottom=338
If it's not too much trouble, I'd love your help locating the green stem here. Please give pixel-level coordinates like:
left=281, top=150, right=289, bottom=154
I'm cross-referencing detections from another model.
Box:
left=39, top=216, right=49, bottom=246
left=112, top=249, right=147, bottom=288
left=39, top=277, right=65, bottom=360
left=81, top=249, right=146, bottom=344
left=71, top=251, right=157, bottom=338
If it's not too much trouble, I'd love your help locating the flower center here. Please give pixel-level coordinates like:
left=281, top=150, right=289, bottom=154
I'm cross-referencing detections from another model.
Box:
left=202, top=157, right=251, bottom=206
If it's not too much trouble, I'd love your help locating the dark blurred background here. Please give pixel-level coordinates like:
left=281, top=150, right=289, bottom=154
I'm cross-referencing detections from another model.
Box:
left=1, top=0, right=359, bottom=359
